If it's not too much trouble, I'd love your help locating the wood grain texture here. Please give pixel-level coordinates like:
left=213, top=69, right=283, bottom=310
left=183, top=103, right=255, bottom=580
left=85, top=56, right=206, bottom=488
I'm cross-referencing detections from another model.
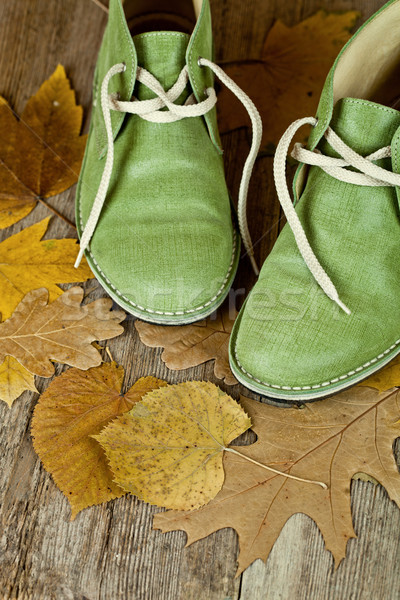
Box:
left=0, top=0, right=398, bottom=599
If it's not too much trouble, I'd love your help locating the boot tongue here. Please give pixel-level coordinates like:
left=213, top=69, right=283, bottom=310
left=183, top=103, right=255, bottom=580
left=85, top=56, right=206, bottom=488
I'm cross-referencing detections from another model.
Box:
left=318, top=98, right=400, bottom=159
left=132, top=32, right=190, bottom=102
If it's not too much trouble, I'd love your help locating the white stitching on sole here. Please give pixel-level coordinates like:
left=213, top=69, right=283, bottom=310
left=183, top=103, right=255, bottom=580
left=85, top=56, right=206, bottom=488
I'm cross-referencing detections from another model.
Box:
left=234, top=337, right=400, bottom=391
left=84, top=230, right=237, bottom=316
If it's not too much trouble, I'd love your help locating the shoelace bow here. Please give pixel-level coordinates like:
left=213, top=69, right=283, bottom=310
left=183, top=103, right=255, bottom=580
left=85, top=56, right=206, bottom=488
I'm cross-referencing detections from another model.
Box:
left=274, top=116, right=400, bottom=315
left=75, top=58, right=262, bottom=273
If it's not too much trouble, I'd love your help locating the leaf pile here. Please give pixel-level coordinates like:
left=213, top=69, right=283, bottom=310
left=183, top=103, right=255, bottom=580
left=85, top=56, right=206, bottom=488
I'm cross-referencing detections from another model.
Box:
left=155, top=385, right=400, bottom=574
left=31, top=357, right=400, bottom=577
left=0, top=66, right=98, bottom=407
left=32, top=362, right=167, bottom=518
left=0, top=202, right=123, bottom=406
left=0, top=65, right=86, bottom=228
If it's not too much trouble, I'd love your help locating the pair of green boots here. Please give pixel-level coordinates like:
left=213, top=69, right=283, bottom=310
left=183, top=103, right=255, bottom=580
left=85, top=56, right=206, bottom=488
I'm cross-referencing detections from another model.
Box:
left=76, top=0, right=400, bottom=405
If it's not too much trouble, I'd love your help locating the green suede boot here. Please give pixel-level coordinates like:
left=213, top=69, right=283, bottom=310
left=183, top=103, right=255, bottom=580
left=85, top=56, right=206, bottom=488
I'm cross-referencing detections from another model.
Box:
left=230, top=0, right=400, bottom=403
left=75, top=0, right=261, bottom=324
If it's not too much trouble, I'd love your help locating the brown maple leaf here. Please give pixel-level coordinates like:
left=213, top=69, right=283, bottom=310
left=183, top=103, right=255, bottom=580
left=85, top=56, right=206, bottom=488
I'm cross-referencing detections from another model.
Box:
left=0, top=286, right=125, bottom=377
left=217, top=10, right=359, bottom=151
left=154, top=387, right=400, bottom=574
left=135, top=305, right=238, bottom=385
left=0, top=64, right=86, bottom=228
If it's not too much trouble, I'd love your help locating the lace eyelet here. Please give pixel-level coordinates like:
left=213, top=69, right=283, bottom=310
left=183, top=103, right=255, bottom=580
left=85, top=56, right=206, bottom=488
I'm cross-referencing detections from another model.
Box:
left=197, top=57, right=204, bottom=68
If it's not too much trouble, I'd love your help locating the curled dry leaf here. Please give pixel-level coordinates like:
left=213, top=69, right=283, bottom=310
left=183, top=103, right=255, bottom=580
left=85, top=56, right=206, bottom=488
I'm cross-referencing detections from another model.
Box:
left=154, top=386, right=400, bottom=575
left=0, top=64, right=86, bottom=228
left=135, top=305, right=238, bottom=385
left=32, top=362, right=167, bottom=518
left=359, top=355, right=400, bottom=393
left=0, top=217, right=92, bottom=320
left=95, top=381, right=251, bottom=510
left=0, top=286, right=125, bottom=377
left=0, top=356, right=37, bottom=408
left=218, top=10, right=359, bottom=150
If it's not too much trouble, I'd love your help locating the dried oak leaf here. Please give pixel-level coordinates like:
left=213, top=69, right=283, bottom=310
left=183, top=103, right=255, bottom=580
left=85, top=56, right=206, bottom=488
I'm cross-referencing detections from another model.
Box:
left=0, top=356, right=37, bottom=408
left=0, top=286, right=125, bottom=378
left=218, top=10, right=359, bottom=150
left=32, top=362, right=167, bottom=518
left=135, top=306, right=238, bottom=385
left=359, top=355, right=400, bottom=393
left=154, top=387, right=400, bottom=575
left=0, top=217, right=92, bottom=320
left=95, top=381, right=251, bottom=510
left=0, top=64, right=86, bottom=228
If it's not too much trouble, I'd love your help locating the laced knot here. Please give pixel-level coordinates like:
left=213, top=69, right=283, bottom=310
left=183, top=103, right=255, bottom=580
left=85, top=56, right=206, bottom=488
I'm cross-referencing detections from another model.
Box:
left=274, top=116, right=400, bottom=315
left=75, top=58, right=262, bottom=273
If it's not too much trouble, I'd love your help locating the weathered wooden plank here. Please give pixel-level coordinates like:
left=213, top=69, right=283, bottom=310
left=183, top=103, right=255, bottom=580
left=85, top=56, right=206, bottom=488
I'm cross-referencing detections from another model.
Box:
left=0, top=0, right=399, bottom=599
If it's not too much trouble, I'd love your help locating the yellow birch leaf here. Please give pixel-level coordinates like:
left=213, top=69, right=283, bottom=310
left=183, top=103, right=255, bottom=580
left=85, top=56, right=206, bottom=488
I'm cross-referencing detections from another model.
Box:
left=0, top=356, right=37, bottom=408
left=0, top=65, right=87, bottom=228
left=32, top=362, right=167, bottom=519
left=359, top=355, right=400, bottom=392
left=0, top=217, right=92, bottom=320
left=95, top=381, right=251, bottom=510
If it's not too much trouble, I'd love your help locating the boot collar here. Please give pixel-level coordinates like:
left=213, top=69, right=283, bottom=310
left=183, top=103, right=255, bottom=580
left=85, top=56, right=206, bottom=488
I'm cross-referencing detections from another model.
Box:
left=309, top=0, right=400, bottom=150
left=94, top=0, right=220, bottom=156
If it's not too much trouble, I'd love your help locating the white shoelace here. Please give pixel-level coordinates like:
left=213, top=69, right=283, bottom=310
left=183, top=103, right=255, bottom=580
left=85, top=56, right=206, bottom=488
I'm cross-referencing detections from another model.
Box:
left=75, top=58, right=262, bottom=273
left=274, top=116, right=400, bottom=314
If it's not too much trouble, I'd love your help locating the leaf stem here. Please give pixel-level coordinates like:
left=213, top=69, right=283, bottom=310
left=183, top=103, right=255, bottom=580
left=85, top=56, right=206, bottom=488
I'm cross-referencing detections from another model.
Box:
left=224, top=447, right=328, bottom=490
left=36, top=197, right=76, bottom=230
left=90, top=0, right=109, bottom=13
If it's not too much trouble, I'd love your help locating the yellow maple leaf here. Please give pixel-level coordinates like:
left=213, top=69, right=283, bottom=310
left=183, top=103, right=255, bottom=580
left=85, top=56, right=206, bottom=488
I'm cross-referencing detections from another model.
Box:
left=217, top=10, right=359, bottom=150
left=32, top=362, right=167, bottom=519
left=359, top=355, right=400, bottom=392
left=0, top=64, right=87, bottom=228
left=0, top=356, right=37, bottom=408
left=95, top=381, right=252, bottom=510
left=0, top=217, right=92, bottom=320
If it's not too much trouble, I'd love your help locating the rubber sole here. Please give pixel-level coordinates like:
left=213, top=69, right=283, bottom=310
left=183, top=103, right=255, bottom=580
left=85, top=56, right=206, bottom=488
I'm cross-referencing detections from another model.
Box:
left=229, top=342, right=400, bottom=405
